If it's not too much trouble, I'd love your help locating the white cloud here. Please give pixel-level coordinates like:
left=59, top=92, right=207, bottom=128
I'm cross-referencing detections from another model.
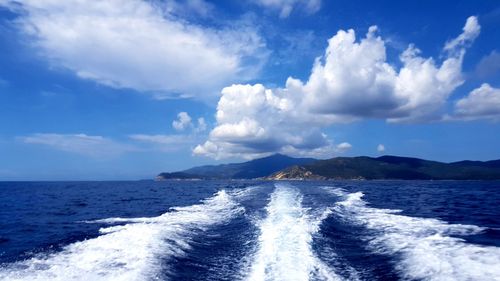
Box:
left=443, top=16, right=480, bottom=54
left=193, top=84, right=347, bottom=159
left=19, top=133, right=132, bottom=157
left=172, top=112, right=208, bottom=132
left=300, top=18, right=476, bottom=123
left=164, top=0, right=215, bottom=19
left=254, top=0, right=321, bottom=18
left=19, top=132, right=197, bottom=156
left=336, top=142, right=352, bottom=153
left=454, top=83, right=500, bottom=120
left=129, top=134, right=194, bottom=152
left=129, top=134, right=191, bottom=145
left=377, top=144, right=385, bottom=153
left=195, top=17, right=479, bottom=159
left=195, top=117, right=207, bottom=132
left=1, top=0, right=267, bottom=99
left=172, top=112, right=193, bottom=131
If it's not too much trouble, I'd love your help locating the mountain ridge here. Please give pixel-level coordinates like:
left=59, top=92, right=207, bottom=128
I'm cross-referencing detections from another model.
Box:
left=268, top=155, right=500, bottom=180
left=156, top=153, right=316, bottom=180
left=156, top=154, right=500, bottom=180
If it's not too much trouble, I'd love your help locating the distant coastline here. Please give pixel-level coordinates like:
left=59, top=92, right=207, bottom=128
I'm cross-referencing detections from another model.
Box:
left=156, top=154, right=500, bottom=181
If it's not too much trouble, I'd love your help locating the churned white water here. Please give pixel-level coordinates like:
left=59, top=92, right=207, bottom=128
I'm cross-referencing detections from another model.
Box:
left=3, top=183, right=498, bottom=281
left=330, top=188, right=500, bottom=281
left=246, top=184, right=345, bottom=281
left=0, top=190, right=244, bottom=281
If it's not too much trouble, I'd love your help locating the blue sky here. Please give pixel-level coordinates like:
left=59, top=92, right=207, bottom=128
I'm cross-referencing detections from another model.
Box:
left=0, top=0, right=499, bottom=180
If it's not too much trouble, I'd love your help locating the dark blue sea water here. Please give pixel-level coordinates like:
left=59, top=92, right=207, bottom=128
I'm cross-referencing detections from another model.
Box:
left=0, top=180, right=499, bottom=280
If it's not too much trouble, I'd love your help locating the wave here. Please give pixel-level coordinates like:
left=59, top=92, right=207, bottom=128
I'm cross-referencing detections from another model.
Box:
left=227, top=185, right=265, bottom=199
left=0, top=190, right=244, bottom=281
left=245, top=183, right=348, bottom=281
left=329, top=187, right=500, bottom=281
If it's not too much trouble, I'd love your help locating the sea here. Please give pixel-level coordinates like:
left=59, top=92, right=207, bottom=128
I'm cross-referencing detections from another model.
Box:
left=0, top=180, right=499, bottom=281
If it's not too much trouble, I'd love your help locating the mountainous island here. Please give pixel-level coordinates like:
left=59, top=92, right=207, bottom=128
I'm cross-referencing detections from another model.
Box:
left=156, top=154, right=500, bottom=180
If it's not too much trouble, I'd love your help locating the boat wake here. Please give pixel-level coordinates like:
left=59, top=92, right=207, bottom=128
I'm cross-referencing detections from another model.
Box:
left=1, top=184, right=498, bottom=281
left=0, top=190, right=244, bottom=281
left=329, top=187, right=500, bottom=281
left=245, top=183, right=350, bottom=281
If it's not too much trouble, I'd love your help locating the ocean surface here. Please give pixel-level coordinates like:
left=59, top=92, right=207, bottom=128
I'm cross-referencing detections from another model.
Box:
left=0, top=180, right=499, bottom=281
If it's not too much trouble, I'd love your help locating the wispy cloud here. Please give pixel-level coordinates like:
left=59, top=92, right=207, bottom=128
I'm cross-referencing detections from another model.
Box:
left=1, top=0, right=268, bottom=99
left=253, top=0, right=321, bottom=18
left=129, top=134, right=192, bottom=145
left=129, top=134, right=195, bottom=152
left=164, top=0, right=215, bottom=19
left=19, top=133, right=135, bottom=157
left=19, top=132, right=200, bottom=156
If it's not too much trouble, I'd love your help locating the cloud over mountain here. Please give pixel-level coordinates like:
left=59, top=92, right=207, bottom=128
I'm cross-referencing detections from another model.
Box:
left=195, top=16, right=480, bottom=159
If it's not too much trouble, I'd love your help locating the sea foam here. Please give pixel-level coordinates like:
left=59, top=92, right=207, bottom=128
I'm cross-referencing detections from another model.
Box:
left=0, top=190, right=244, bottom=281
left=330, top=187, right=500, bottom=281
left=245, top=183, right=346, bottom=281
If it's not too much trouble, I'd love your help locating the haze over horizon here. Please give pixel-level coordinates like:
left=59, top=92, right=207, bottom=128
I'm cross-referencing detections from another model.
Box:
left=1, top=0, right=500, bottom=180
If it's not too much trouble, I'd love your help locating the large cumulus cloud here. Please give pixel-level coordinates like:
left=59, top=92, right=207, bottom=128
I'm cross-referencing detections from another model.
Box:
left=195, top=17, right=480, bottom=159
left=193, top=84, right=340, bottom=159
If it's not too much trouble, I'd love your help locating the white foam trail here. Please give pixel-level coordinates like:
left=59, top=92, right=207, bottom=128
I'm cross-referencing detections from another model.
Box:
left=0, top=190, right=244, bottom=281
left=245, top=183, right=345, bottom=281
left=331, top=189, right=500, bottom=281
left=227, top=185, right=264, bottom=199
